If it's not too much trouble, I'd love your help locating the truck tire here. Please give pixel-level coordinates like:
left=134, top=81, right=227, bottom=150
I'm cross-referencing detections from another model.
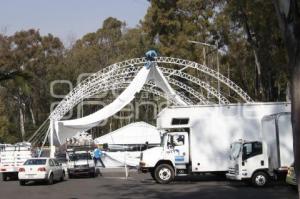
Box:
left=2, top=173, right=7, bottom=181
left=154, top=164, right=174, bottom=184
left=19, top=180, right=26, bottom=186
left=252, top=171, right=268, bottom=187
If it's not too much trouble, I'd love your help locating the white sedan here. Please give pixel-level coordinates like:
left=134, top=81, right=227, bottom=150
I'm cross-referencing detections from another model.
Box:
left=18, top=158, right=65, bottom=185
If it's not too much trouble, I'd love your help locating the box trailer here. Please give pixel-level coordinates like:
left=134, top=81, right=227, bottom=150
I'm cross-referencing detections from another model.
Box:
left=139, top=102, right=290, bottom=184
left=226, top=112, right=293, bottom=186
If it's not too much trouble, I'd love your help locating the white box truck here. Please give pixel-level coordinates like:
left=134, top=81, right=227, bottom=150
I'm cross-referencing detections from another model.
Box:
left=226, top=112, right=293, bottom=186
left=139, top=102, right=290, bottom=184
left=0, top=143, right=33, bottom=181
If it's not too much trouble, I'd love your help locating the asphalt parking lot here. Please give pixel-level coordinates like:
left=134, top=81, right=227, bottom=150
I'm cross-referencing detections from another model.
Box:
left=0, top=169, right=297, bottom=199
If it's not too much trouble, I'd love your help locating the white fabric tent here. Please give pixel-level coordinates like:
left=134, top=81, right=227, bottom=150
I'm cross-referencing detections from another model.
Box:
left=94, top=122, right=161, bottom=145
left=51, top=64, right=186, bottom=145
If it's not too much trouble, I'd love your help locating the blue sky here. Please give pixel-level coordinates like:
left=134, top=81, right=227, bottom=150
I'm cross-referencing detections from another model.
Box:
left=0, top=0, right=149, bottom=45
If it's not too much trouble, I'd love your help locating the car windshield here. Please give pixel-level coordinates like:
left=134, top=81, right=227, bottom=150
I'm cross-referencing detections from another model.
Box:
left=24, top=159, right=47, bottom=165
left=230, top=142, right=242, bottom=160
left=69, top=153, right=92, bottom=161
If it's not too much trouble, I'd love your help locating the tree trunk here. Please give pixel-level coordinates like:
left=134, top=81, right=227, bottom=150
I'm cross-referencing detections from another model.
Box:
left=29, top=106, right=36, bottom=126
left=273, top=0, right=300, bottom=197
left=291, top=64, right=300, bottom=196
left=253, top=49, right=264, bottom=99
left=238, top=1, right=264, bottom=100
left=19, top=106, right=25, bottom=141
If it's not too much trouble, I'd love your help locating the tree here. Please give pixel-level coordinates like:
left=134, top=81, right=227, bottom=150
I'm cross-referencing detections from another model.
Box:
left=273, top=0, right=300, bottom=196
left=0, top=29, right=64, bottom=141
left=225, top=0, right=288, bottom=101
left=142, top=0, right=224, bottom=60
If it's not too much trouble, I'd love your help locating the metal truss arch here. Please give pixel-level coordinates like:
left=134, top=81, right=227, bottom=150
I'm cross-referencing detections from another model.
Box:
left=153, top=57, right=253, bottom=102
left=97, top=83, right=193, bottom=106
left=83, top=75, right=207, bottom=105
left=50, top=57, right=253, bottom=121
left=93, top=70, right=211, bottom=105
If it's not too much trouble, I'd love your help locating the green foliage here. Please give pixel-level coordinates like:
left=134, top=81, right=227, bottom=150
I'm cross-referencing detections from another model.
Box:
left=224, top=0, right=288, bottom=100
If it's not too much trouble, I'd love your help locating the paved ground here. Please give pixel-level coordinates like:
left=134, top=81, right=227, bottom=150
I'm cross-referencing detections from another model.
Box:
left=0, top=169, right=297, bottom=199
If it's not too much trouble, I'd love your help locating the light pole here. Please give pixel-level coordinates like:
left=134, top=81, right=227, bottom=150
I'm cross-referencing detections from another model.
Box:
left=188, top=40, right=221, bottom=104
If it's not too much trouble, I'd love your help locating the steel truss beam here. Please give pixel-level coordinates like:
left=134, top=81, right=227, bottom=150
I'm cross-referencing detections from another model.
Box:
left=50, top=57, right=253, bottom=121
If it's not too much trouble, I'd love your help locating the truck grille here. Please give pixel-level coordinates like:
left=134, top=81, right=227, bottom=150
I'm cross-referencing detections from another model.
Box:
left=74, top=164, right=89, bottom=168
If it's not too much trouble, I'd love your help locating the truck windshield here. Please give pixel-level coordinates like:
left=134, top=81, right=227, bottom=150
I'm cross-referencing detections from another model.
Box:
left=230, top=142, right=242, bottom=160
left=160, top=134, right=167, bottom=147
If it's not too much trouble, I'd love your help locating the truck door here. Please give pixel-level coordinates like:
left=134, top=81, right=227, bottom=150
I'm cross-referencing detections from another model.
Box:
left=169, top=132, right=189, bottom=165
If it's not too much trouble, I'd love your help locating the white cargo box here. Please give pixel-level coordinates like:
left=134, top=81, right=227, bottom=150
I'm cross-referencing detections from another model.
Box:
left=157, top=102, right=290, bottom=172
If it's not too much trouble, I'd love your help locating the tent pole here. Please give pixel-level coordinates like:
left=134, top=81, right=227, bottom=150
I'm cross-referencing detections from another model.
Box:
left=49, top=119, right=55, bottom=158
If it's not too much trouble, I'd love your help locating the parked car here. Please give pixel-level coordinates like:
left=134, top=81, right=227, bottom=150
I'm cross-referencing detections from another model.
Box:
left=18, top=158, right=65, bottom=185
left=286, top=163, right=296, bottom=186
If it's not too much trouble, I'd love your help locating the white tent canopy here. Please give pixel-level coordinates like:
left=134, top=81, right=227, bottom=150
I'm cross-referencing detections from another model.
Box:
left=94, top=122, right=161, bottom=145
left=51, top=64, right=186, bottom=145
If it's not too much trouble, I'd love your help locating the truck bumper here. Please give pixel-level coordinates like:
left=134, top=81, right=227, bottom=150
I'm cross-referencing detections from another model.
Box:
left=138, top=167, right=150, bottom=173
left=138, top=161, right=150, bottom=173
left=226, top=173, right=242, bottom=180
left=68, top=167, right=95, bottom=176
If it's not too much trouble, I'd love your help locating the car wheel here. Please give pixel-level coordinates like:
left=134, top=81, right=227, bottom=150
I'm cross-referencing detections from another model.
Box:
left=60, top=171, right=65, bottom=181
left=47, top=173, right=54, bottom=185
left=19, top=180, right=26, bottom=186
left=154, top=164, right=174, bottom=184
left=252, top=171, right=268, bottom=187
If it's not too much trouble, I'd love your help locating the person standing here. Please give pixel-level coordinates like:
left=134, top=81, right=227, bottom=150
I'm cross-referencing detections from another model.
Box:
left=93, top=147, right=105, bottom=168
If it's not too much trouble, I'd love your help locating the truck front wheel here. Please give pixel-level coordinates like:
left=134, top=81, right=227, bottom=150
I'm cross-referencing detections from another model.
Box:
left=154, top=164, right=174, bottom=184
left=252, top=171, right=268, bottom=187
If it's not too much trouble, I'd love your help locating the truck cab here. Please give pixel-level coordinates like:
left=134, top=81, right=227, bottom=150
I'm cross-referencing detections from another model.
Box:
left=139, top=131, right=189, bottom=184
left=227, top=112, right=293, bottom=187
left=226, top=139, right=270, bottom=186
left=66, top=147, right=96, bottom=178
